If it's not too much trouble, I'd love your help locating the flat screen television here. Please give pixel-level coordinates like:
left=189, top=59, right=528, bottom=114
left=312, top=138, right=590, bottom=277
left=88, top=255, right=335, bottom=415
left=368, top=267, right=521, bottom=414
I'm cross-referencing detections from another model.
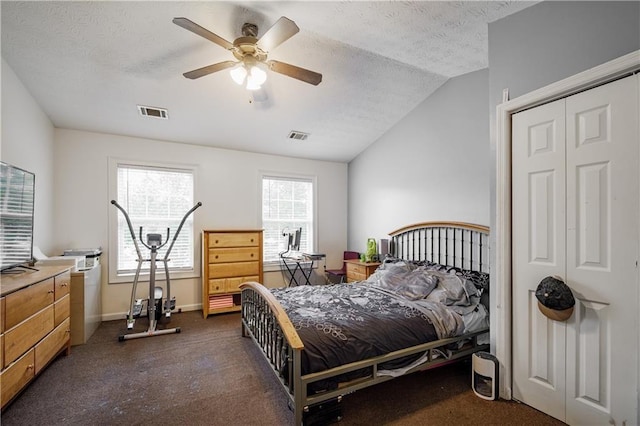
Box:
left=0, top=161, right=35, bottom=271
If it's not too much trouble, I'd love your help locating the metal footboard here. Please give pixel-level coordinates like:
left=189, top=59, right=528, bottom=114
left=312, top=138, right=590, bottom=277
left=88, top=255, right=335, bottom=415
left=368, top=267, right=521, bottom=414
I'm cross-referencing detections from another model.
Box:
left=240, top=281, right=489, bottom=425
left=240, top=282, right=305, bottom=424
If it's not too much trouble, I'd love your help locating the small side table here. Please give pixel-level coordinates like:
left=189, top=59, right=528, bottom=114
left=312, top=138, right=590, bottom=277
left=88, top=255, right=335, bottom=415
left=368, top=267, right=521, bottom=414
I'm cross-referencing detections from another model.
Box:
left=345, top=259, right=381, bottom=283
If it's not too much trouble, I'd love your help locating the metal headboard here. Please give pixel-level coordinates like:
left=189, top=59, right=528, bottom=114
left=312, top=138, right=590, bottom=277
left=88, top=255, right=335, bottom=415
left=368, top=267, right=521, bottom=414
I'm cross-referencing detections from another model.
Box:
left=388, top=221, right=490, bottom=273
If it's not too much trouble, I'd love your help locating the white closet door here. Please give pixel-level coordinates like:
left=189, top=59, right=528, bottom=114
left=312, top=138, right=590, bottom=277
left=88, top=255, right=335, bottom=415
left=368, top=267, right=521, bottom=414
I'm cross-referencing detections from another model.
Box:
left=512, top=98, right=567, bottom=422
left=512, top=74, right=638, bottom=425
left=564, top=74, right=638, bottom=425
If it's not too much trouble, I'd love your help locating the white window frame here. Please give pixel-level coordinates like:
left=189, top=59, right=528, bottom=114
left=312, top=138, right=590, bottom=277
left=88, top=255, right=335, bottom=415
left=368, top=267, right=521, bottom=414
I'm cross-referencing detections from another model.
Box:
left=259, top=171, right=318, bottom=272
left=108, top=157, right=200, bottom=284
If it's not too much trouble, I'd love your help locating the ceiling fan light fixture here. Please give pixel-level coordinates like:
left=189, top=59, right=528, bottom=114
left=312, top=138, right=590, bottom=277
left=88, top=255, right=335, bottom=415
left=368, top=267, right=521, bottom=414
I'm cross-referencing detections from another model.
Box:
left=245, top=77, right=262, bottom=91
left=230, top=65, right=247, bottom=85
left=231, top=62, right=267, bottom=90
left=249, top=65, right=267, bottom=86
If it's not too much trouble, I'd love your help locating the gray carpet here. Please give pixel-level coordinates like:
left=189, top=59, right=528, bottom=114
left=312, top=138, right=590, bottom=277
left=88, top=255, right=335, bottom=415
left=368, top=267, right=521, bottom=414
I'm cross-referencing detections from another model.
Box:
left=1, top=311, right=564, bottom=425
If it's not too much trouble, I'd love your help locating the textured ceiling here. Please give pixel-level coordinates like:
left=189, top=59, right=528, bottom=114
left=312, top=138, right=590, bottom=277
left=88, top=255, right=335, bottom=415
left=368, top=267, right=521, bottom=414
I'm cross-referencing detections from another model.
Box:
left=1, top=1, right=536, bottom=163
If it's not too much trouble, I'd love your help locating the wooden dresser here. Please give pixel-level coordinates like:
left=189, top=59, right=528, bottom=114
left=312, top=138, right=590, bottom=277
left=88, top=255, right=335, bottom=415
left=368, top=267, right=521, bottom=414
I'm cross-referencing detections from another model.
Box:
left=202, top=230, right=263, bottom=318
left=0, top=265, right=71, bottom=409
left=345, top=259, right=381, bottom=283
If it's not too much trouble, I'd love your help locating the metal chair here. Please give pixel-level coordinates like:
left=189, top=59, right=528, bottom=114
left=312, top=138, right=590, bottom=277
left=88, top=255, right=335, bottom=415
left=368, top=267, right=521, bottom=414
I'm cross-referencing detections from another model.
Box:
left=325, top=251, right=360, bottom=283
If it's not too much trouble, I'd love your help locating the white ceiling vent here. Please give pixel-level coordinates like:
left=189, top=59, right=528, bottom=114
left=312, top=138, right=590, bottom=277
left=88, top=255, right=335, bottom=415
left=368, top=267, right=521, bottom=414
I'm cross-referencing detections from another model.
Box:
left=138, top=105, right=169, bottom=119
left=288, top=130, right=309, bottom=141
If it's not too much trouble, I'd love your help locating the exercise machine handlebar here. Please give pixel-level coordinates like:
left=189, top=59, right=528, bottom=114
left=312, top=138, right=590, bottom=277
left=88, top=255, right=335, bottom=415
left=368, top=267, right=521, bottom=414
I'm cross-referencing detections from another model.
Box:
left=163, top=201, right=202, bottom=259
left=111, top=199, right=144, bottom=260
left=111, top=200, right=202, bottom=260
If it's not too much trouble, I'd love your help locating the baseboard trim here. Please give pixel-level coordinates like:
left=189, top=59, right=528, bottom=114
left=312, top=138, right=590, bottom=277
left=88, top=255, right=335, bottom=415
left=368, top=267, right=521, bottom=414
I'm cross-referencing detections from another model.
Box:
left=101, top=303, right=203, bottom=322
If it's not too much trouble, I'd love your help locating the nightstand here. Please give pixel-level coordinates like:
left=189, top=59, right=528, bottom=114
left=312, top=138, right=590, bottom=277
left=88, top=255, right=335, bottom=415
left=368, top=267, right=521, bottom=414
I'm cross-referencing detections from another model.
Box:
left=345, top=259, right=381, bottom=282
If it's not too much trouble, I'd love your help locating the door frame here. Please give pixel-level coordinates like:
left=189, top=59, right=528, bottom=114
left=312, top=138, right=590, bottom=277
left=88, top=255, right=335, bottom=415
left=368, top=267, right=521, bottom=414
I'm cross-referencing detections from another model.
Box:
left=494, top=49, right=640, bottom=400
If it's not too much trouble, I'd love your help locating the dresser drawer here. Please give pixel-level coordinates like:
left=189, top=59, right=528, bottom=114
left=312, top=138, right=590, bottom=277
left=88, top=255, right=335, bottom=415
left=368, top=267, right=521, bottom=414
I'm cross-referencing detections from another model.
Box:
left=5, top=279, right=54, bottom=330
left=4, top=305, right=54, bottom=368
left=347, top=272, right=367, bottom=282
left=346, top=262, right=366, bottom=276
left=54, top=270, right=71, bottom=300
left=35, top=318, right=70, bottom=374
left=208, top=247, right=259, bottom=263
left=209, top=275, right=260, bottom=294
left=1, top=348, right=35, bottom=408
left=208, top=262, right=259, bottom=279
left=208, top=279, right=226, bottom=294
left=1, top=297, right=5, bottom=333
left=208, top=232, right=260, bottom=248
left=225, top=276, right=259, bottom=292
left=54, top=294, right=70, bottom=327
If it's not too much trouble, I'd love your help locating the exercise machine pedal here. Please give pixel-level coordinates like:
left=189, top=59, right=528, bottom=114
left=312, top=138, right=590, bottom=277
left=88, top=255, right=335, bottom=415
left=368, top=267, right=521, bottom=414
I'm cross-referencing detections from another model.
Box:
left=132, top=299, right=144, bottom=318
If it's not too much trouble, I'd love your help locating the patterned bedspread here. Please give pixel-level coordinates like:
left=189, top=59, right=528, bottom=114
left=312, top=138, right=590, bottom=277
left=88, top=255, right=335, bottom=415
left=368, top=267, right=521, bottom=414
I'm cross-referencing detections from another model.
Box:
left=269, top=259, right=489, bottom=391
left=271, top=278, right=468, bottom=390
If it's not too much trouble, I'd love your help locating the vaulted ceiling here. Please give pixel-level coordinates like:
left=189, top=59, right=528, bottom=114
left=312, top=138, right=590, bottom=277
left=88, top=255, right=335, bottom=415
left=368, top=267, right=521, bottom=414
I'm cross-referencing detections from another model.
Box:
left=1, top=1, right=536, bottom=162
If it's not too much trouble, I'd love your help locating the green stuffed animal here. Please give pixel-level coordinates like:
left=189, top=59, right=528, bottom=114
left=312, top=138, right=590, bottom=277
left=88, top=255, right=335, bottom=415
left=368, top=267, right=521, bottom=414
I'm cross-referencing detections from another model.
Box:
left=365, top=238, right=377, bottom=262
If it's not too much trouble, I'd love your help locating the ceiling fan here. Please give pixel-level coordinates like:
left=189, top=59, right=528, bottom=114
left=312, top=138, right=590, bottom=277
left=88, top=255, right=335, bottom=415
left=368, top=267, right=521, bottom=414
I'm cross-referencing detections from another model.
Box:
left=173, top=16, right=322, bottom=89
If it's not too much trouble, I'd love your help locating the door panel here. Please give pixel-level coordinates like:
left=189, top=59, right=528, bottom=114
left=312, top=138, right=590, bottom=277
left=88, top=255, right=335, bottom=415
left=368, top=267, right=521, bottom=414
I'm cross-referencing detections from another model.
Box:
left=565, top=74, right=638, bottom=426
left=575, top=162, right=609, bottom=269
left=513, top=74, right=638, bottom=426
left=512, top=98, right=567, bottom=422
left=571, top=300, right=609, bottom=409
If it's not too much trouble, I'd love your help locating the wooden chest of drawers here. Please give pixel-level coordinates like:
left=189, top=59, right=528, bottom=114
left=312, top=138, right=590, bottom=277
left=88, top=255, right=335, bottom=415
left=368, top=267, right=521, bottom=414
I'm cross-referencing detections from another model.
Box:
left=0, top=265, right=71, bottom=409
left=202, top=230, right=263, bottom=317
left=345, top=259, right=381, bottom=283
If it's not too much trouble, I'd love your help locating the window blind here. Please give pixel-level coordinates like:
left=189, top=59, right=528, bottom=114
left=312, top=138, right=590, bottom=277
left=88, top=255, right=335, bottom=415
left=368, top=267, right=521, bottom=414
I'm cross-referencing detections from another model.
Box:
left=116, top=164, right=194, bottom=274
left=262, top=176, right=314, bottom=262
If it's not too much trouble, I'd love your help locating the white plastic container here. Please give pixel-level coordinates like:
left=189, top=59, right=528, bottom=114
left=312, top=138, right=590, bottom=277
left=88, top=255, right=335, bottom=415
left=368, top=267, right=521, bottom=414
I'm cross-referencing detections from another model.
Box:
left=472, top=351, right=499, bottom=400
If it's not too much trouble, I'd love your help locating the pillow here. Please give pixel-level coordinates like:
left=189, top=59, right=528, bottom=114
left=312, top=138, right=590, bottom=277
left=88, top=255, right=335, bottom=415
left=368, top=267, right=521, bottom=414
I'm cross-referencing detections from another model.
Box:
left=446, top=266, right=489, bottom=292
left=380, top=256, right=447, bottom=272
left=369, top=264, right=439, bottom=300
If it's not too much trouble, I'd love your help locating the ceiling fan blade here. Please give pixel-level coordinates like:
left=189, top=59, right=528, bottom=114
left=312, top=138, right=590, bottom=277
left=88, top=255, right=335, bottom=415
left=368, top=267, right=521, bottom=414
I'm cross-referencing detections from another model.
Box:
left=257, top=17, right=299, bottom=53
left=183, top=61, right=237, bottom=80
left=173, top=17, right=234, bottom=51
left=267, top=60, right=322, bottom=86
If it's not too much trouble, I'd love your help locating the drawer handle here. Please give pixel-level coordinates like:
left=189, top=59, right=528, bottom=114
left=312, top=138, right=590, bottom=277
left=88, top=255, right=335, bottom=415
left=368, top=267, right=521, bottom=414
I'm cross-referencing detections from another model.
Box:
left=215, top=255, right=219, bottom=259
left=27, top=364, right=34, bottom=370
left=61, top=283, right=68, bottom=287
left=215, top=240, right=219, bottom=244
left=250, top=238, right=254, bottom=242
left=250, top=253, right=254, bottom=257
left=48, top=290, right=55, bottom=294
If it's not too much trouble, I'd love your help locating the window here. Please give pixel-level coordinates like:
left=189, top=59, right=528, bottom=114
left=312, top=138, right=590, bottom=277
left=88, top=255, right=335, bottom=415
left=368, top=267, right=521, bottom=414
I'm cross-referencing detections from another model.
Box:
left=261, top=174, right=315, bottom=264
left=109, top=160, right=196, bottom=282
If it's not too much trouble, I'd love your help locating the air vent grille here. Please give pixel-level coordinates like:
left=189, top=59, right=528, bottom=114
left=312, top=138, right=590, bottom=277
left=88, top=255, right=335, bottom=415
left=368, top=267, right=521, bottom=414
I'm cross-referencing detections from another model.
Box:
left=138, top=105, right=169, bottom=119
left=288, top=130, right=309, bottom=141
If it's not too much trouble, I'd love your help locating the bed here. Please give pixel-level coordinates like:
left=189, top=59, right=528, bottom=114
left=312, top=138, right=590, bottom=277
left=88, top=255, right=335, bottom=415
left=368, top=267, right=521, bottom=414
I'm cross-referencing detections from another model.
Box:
left=240, top=221, right=490, bottom=425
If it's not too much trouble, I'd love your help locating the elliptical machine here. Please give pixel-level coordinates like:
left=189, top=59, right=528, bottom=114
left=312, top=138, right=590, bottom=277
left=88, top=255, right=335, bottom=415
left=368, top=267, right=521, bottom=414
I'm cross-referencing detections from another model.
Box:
left=111, top=200, right=202, bottom=341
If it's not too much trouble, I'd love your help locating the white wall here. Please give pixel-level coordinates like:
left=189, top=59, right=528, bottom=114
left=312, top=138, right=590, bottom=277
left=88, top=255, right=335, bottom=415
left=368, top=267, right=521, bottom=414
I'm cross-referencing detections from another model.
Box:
left=1, top=56, right=347, bottom=321
left=1, top=58, right=56, bottom=255
left=348, top=69, right=489, bottom=253
left=488, top=2, right=640, bottom=264
left=53, top=128, right=347, bottom=319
